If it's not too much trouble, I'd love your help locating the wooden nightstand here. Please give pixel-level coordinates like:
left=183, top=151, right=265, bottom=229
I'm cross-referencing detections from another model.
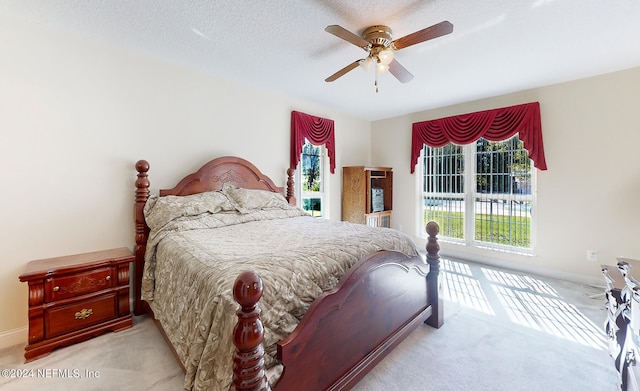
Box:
left=18, top=247, right=134, bottom=362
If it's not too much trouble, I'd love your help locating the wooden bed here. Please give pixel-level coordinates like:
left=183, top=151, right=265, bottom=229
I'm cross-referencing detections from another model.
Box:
left=133, top=156, right=443, bottom=391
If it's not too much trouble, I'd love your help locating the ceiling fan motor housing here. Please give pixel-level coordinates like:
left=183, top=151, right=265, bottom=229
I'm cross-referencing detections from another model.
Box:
left=362, top=25, right=393, bottom=47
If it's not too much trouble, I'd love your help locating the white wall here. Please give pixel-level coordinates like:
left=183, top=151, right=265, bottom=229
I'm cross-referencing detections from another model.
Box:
left=0, top=13, right=370, bottom=339
left=372, top=66, right=640, bottom=285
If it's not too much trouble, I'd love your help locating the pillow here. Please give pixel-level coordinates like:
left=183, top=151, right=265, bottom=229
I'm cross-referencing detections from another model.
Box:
left=221, top=183, right=290, bottom=213
left=144, top=190, right=237, bottom=231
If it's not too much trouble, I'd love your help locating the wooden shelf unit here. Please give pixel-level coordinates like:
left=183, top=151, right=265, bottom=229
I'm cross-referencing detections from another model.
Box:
left=342, top=166, right=393, bottom=228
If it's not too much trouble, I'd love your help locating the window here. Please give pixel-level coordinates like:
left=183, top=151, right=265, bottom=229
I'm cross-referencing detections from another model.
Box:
left=421, top=135, right=534, bottom=253
left=299, top=140, right=326, bottom=217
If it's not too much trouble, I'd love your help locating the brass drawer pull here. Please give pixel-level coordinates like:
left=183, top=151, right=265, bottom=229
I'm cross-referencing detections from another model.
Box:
left=105, top=276, right=111, bottom=281
left=53, top=286, right=59, bottom=292
left=75, top=308, right=93, bottom=320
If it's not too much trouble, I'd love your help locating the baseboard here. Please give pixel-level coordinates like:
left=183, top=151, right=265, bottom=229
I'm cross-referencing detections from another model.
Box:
left=0, top=326, right=27, bottom=350
left=435, top=248, right=604, bottom=288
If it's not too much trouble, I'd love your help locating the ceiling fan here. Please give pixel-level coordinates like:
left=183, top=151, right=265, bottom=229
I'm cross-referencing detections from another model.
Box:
left=324, top=21, right=453, bottom=91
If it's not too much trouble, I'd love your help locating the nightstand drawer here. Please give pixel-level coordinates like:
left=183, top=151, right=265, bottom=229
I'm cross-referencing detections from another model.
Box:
left=46, top=267, right=113, bottom=301
left=45, top=293, right=117, bottom=338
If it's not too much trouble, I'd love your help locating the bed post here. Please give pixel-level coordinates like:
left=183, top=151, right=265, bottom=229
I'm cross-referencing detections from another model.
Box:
left=285, top=168, right=296, bottom=206
left=230, top=271, right=270, bottom=391
left=134, top=160, right=150, bottom=316
left=425, top=221, right=443, bottom=328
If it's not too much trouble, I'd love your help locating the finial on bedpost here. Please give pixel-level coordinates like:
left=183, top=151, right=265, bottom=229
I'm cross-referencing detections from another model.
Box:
left=230, top=271, right=271, bottom=391
left=134, top=160, right=150, bottom=316
left=425, top=221, right=443, bottom=328
left=426, top=221, right=440, bottom=261
left=286, top=168, right=297, bottom=206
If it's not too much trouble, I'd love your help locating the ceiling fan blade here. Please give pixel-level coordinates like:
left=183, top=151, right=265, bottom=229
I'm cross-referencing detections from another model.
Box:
left=325, top=25, right=370, bottom=49
left=392, top=21, right=453, bottom=50
left=388, top=59, right=414, bottom=83
left=325, top=60, right=361, bottom=82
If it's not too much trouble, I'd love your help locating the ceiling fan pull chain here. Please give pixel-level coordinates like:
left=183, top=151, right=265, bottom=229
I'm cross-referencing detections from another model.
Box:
left=375, top=66, right=379, bottom=93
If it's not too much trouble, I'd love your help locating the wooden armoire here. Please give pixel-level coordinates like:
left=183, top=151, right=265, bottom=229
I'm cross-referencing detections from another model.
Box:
left=342, top=166, right=393, bottom=228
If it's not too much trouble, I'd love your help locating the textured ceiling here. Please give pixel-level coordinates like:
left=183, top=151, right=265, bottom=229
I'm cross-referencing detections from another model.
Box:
left=2, top=0, right=640, bottom=120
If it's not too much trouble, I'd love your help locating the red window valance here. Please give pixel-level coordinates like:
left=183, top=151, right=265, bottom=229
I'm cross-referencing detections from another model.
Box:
left=410, top=102, right=547, bottom=173
left=291, top=110, right=336, bottom=173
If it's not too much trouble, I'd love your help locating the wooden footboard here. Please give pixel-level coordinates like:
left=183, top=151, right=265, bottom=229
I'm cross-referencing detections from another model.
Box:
left=230, top=223, right=442, bottom=391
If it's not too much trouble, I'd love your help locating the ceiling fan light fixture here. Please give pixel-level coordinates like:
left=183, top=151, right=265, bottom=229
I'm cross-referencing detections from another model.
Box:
left=359, top=57, right=372, bottom=72
left=376, top=61, right=389, bottom=75
left=378, top=49, right=394, bottom=65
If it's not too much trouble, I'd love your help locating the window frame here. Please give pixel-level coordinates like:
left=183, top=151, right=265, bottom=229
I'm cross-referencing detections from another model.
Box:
left=296, top=140, right=329, bottom=219
left=418, top=136, right=536, bottom=255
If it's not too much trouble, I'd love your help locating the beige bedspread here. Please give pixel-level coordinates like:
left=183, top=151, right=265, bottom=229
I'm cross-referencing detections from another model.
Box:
left=141, top=188, right=418, bottom=391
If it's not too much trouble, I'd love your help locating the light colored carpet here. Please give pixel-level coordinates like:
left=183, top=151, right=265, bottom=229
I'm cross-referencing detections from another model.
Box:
left=353, top=258, right=620, bottom=391
left=0, top=258, right=620, bottom=390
